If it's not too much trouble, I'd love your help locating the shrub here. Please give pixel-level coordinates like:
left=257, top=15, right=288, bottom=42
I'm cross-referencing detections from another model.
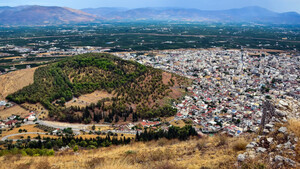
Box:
left=233, top=139, right=247, bottom=151
left=88, top=145, right=96, bottom=149
left=157, top=138, right=169, bottom=146
left=217, top=135, right=228, bottom=146
left=125, top=150, right=136, bottom=155
left=73, top=145, right=78, bottom=152
left=86, top=157, right=104, bottom=169
left=196, top=139, right=207, bottom=151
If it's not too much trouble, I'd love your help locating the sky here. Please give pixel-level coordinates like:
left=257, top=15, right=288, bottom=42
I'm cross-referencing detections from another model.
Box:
left=1, top=0, right=300, bottom=13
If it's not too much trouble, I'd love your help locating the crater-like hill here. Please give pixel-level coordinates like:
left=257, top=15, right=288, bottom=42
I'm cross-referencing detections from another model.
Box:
left=7, top=53, right=189, bottom=123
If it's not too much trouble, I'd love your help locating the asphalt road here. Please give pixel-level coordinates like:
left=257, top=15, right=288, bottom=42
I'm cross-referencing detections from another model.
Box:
left=1, top=132, right=46, bottom=141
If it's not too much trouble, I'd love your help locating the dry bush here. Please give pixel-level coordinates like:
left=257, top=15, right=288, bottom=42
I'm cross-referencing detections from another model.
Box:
left=154, top=161, right=185, bottom=169
left=34, top=160, right=51, bottom=169
left=135, top=148, right=174, bottom=163
left=196, top=139, right=207, bottom=151
left=275, top=133, right=286, bottom=143
left=3, top=154, right=22, bottom=163
left=216, top=134, right=228, bottom=146
left=287, top=119, right=300, bottom=162
left=232, top=139, right=248, bottom=151
left=86, top=157, right=105, bottom=169
left=240, top=158, right=268, bottom=169
left=14, top=163, right=31, bottom=169
left=287, top=119, right=300, bottom=138
left=157, top=138, right=170, bottom=147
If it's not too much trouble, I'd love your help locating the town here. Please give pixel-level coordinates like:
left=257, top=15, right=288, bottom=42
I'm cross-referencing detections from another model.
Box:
left=114, top=48, right=300, bottom=136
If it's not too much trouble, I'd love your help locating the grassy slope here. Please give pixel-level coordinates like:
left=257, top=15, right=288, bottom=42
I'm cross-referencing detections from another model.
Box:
left=1, top=121, right=299, bottom=169
left=0, top=67, right=37, bottom=100
left=0, top=135, right=254, bottom=169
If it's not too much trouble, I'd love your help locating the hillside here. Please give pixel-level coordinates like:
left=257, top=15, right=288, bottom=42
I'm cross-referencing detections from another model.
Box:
left=0, top=6, right=300, bottom=25
left=0, top=118, right=299, bottom=169
left=0, top=67, right=37, bottom=100
left=7, top=53, right=189, bottom=123
left=0, top=135, right=253, bottom=169
left=0, top=5, right=96, bottom=25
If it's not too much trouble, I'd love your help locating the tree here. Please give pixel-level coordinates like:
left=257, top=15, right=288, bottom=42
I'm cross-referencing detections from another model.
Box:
left=73, top=145, right=78, bottom=152
left=92, top=125, right=96, bottom=131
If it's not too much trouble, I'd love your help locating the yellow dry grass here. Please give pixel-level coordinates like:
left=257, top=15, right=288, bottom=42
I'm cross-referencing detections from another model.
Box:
left=89, top=126, right=114, bottom=131
left=9, top=134, right=59, bottom=140
left=65, top=90, right=114, bottom=108
left=0, top=134, right=254, bottom=169
left=287, top=119, right=300, bottom=162
left=170, top=119, right=186, bottom=127
left=0, top=105, right=29, bottom=120
left=0, top=67, right=37, bottom=100
left=0, top=125, right=44, bottom=138
left=76, top=134, right=135, bottom=140
left=21, top=103, right=49, bottom=119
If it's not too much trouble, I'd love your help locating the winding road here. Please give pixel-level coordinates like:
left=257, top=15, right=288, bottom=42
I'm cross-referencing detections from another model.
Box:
left=1, top=132, right=46, bottom=141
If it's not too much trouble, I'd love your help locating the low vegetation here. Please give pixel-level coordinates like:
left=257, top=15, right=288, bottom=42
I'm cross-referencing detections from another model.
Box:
left=0, top=134, right=255, bottom=169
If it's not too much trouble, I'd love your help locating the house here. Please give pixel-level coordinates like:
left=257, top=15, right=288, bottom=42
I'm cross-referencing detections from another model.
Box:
left=0, top=122, right=6, bottom=128
left=5, top=120, right=18, bottom=127
left=27, top=115, right=36, bottom=121
left=8, top=115, right=16, bottom=120
left=140, top=120, right=160, bottom=127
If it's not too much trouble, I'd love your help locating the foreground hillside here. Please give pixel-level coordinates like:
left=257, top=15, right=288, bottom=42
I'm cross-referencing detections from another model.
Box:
left=0, top=135, right=253, bottom=169
left=7, top=53, right=189, bottom=123
left=1, top=119, right=299, bottom=169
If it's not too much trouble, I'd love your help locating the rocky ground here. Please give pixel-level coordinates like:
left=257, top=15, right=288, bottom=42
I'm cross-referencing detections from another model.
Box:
left=237, top=98, right=300, bottom=168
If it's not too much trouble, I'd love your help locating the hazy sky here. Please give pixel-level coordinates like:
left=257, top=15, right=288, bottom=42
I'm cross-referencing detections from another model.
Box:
left=1, top=0, right=300, bottom=13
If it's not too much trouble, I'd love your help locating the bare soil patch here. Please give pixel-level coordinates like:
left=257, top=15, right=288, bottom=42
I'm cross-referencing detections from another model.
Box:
left=65, top=90, right=114, bottom=108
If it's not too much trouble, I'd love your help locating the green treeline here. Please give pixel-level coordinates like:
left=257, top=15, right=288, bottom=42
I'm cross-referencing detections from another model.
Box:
left=136, top=125, right=198, bottom=141
left=1, top=135, right=131, bottom=156
left=0, top=125, right=197, bottom=156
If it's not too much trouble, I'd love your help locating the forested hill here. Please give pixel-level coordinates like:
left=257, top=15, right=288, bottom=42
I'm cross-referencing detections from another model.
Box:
left=7, top=53, right=188, bottom=123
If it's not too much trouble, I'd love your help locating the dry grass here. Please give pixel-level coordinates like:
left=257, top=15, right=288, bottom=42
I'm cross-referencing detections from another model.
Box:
left=0, top=125, right=44, bottom=138
left=0, top=134, right=254, bottom=169
left=287, top=119, right=300, bottom=162
left=65, top=90, right=114, bottom=108
left=9, top=134, right=59, bottom=140
left=76, top=134, right=135, bottom=140
left=232, top=138, right=248, bottom=152
left=0, top=105, right=29, bottom=120
left=0, top=67, right=37, bottom=100
left=170, top=120, right=186, bottom=128
left=287, top=119, right=300, bottom=138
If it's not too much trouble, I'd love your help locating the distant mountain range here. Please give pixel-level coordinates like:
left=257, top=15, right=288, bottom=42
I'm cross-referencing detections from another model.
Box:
left=0, top=5, right=96, bottom=25
left=0, top=5, right=300, bottom=25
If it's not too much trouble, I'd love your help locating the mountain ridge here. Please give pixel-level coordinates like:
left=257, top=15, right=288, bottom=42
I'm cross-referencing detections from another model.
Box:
left=0, top=5, right=97, bottom=25
left=0, top=5, right=299, bottom=25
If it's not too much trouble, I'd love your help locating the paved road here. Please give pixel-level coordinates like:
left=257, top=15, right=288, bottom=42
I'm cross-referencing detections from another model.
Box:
left=1, top=132, right=46, bottom=141
left=34, top=120, right=136, bottom=135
